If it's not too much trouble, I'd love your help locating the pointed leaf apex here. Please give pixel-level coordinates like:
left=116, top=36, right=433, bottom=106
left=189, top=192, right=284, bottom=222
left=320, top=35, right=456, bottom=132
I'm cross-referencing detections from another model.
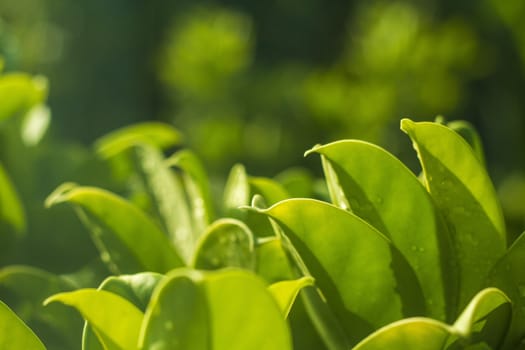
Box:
left=400, top=118, right=415, bottom=134
left=44, top=182, right=78, bottom=208
left=304, top=144, right=322, bottom=157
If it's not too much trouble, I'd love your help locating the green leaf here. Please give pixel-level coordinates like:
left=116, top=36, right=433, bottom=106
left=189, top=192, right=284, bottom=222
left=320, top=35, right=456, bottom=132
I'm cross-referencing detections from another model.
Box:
left=45, top=184, right=184, bottom=274
left=255, top=237, right=295, bottom=283
left=0, top=266, right=81, bottom=349
left=0, top=73, right=47, bottom=123
left=257, top=198, right=425, bottom=346
left=166, top=149, right=215, bottom=239
left=268, top=276, right=314, bottom=318
left=486, top=232, right=525, bottom=349
left=139, top=268, right=292, bottom=350
left=275, top=167, right=315, bottom=198
left=452, top=288, right=511, bottom=349
left=0, top=299, right=46, bottom=350
left=223, top=163, right=250, bottom=218
left=20, top=104, right=51, bottom=147
left=82, top=272, right=163, bottom=350
left=0, top=162, right=26, bottom=234
left=307, top=140, right=457, bottom=321
left=353, top=288, right=511, bottom=350
left=447, top=120, right=486, bottom=167
left=192, top=219, right=256, bottom=270
left=45, top=289, right=143, bottom=350
left=401, top=119, right=506, bottom=310
left=249, top=177, right=290, bottom=206
left=132, top=144, right=194, bottom=263
left=94, top=122, right=183, bottom=158
left=353, top=318, right=452, bottom=350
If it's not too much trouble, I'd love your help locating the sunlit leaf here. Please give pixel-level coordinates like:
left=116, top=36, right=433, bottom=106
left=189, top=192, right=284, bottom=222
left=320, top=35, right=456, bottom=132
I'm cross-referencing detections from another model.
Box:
left=353, top=288, right=511, bottom=349
left=166, top=149, right=215, bottom=240
left=45, top=289, right=143, bottom=350
left=223, top=163, right=250, bottom=218
left=45, top=184, right=184, bottom=274
left=486, top=232, right=525, bottom=349
left=193, top=219, right=256, bottom=270
left=401, top=119, right=506, bottom=310
left=255, top=237, right=295, bottom=283
left=257, top=198, right=425, bottom=346
left=268, top=276, right=314, bottom=318
left=307, top=140, right=457, bottom=321
left=82, top=272, right=163, bottom=350
left=139, top=268, right=292, bottom=350
left=353, top=318, right=452, bottom=350
left=20, top=104, right=51, bottom=147
left=132, top=144, right=194, bottom=263
left=0, top=266, right=81, bottom=349
left=0, top=73, right=47, bottom=123
left=94, top=122, right=183, bottom=159
left=0, top=300, right=46, bottom=350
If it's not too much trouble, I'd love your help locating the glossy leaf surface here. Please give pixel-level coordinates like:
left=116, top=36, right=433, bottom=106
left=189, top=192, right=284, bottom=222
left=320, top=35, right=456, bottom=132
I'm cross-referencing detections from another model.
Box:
left=193, top=219, right=256, bottom=270
left=486, top=232, right=525, bottom=349
left=307, top=140, right=456, bottom=321
left=0, top=300, right=46, bottom=350
left=45, top=184, right=184, bottom=273
left=45, top=289, right=143, bottom=350
left=401, top=119, right=506, bottom=310
left=82, top=272, right=163, bottom=350
left=133, top=144, right=194, bottom=263
left=258, top=198, right=425, bottom=345
left=268, top=276, right=314, bottom=318
left=139, top=268, right=292, bottom=350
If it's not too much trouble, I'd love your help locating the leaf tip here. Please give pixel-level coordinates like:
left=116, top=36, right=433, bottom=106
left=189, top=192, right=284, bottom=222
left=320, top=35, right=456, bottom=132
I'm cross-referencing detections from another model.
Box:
left=304, top=144, right=323, bottom=158
left=44, top=182, right=78, bottom=208
left=400, top=118, right=415, bottom=134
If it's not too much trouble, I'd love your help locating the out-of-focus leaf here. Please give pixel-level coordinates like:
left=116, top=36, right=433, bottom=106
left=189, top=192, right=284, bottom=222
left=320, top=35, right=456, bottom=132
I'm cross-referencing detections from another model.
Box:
left=486, top=232, right=525, bottom=349
left=275, top=167, right=315, bottom=198
left=94, top=122, right=183, bottom=159
left=139, top=269, right=292, bottom=350
left=447, top=120, right=486, bottom=167
left=223, top=163, right=250, bottom=218
left=132, top=144, right=194, bottom=263
left=307, top=140, right=456, bottom=321
left=166, top=149, right=215, bottom=240
left=257, top=198, right=425, bottom=346
left=20, top=104, right=51, bottom=146
left=45, top=289, right=143, bottom=350
left=268, top=276, right=314, bottom=318
left=82, top=272, right=163, bottom=350
left=249, top=177, right=290, bottom=206
left=0, top=299, right=46, bottom=350
left=256, top=237, right=295, bottom=283
left=0, top=266, right=80, bottom=349
left=45, top=184, right=184, bottom=274
left=0, top=73, right=47, bottom=123
left=0, top=162, right=26, bottom=234
left=193, top=219, right=256, bottom=270
left=401, top=119, right=506, bottom=310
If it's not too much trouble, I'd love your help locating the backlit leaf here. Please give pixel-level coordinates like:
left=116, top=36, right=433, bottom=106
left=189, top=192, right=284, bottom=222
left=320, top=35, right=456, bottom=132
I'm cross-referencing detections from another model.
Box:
left=45, top=184, right=184, bottom=274
left=139, top=268, right=292, bottom=350
left=401, top=119, right=506, bottom=310
left=0, top=300, right=46, bottom=350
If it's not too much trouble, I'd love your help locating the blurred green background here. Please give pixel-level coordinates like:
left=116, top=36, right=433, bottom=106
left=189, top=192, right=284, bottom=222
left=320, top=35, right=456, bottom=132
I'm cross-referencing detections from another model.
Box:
left=1, top=0, right=525, bottom=245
